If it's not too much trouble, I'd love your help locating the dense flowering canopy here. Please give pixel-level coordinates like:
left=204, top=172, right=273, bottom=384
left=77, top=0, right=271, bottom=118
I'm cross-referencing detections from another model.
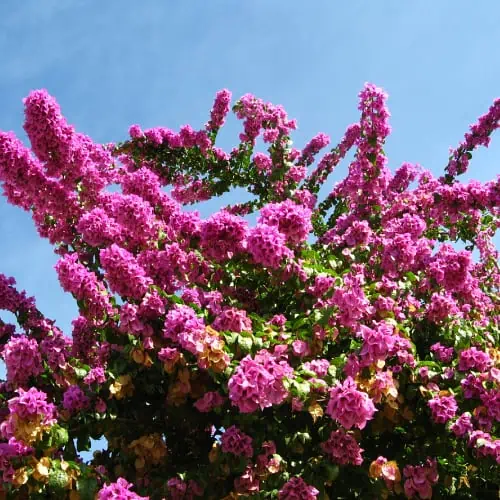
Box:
left=0, top=83, right=499, bottom=499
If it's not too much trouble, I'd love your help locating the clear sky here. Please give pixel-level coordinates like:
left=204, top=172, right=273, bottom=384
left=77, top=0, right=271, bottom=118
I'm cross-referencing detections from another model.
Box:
left=0, top=1, right=499, bottom=342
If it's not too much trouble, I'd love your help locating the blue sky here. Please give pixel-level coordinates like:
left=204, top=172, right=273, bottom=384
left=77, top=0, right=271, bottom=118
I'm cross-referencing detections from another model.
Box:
left=0, top=1, right=499, bottom=344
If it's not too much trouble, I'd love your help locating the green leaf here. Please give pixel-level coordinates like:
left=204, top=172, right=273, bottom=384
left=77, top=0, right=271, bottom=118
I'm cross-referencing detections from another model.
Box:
left=300, top=367, right=317, bottom=378
left=73, top=367, right=89, bottom=379
left=238, top=335, right=253, bottom=353
left=76, top=435, right=91, bottom=452
left=253, top=337, right=264, bottom=350
left=64, top=437, right=77, bottom=458
left=293, top=317, right=309, bottom=329
left=294, top=432, right=311, bottom=445
left=417, top=361, right=441, bottom=369
left=48, top=470, right=70, bottom=493
left=327, top=364, right=337, bottom=379
left=292, top=380, right=310, bottom=398
left=406, top=271, right=417, bottom=282
left=77, top=477, right=99, bottom=500
left=323, top=463, right=340, bottom=482
left=223, top=332, right=239, bottom=345
left=50, top=424, right=69, bottom=448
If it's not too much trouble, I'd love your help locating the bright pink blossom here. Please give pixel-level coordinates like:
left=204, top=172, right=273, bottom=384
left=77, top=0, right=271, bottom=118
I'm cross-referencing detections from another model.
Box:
left=221, top=425, right=253, bottom=458
left=207, top=89, right=232, bottom=131
left=458, top=347, right=493, bottom=372
left=321, top=429, right=363, bottom=465
left=403, top=458, right=439, bottom=500
left=428, top=395, right=458, bottom=424
left=247, top=224, right=293, bottom=269
left=278, top=477, right=319, bottom=499
left=259, top=200, right=312, bottom=245
left=1, top=335, right=42, bottom=386
left=97, top=477, right=149, bottom=499
left=100, top=244, right=152, bottom=300
left=229, top=351, right=293, bottom=413
left=326, top=377, right=376, bottom=429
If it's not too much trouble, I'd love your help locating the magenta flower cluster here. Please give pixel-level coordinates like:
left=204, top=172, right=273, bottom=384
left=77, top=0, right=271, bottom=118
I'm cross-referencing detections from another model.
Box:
left=63, top=385, right=90, bottom=413
left=229, top=351, right=293, bottom=413
left=278, top=477, right=319, bottom=499
left=321, top=429, right=364, bottom=466
left=358, top=322, right=397, bottom=366
left=427, top=395, right=458, bottom=424
left=247, top=223, right=293, bottom=269
left=221, top=425, right=254, bottom=458
left=259, top=200, right=312, bottom=245
left=200, top=210, right=248, bottom=262
left=206, top=89, right=232, bottom=131
left=458, top=347, right=493, bottom=372
left=403, top=458, right=439, bottom=500
left=2, top=336, right=42, bottom=386
left=0, top=82, right=498, bottom=498
left=97, top=477, right=149, bottom=499
left=326, top=377, right=376, bottom=429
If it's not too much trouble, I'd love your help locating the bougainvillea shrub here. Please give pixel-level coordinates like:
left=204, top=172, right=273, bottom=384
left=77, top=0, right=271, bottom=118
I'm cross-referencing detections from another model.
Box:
left=0, top=84, right=498, bottom=499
